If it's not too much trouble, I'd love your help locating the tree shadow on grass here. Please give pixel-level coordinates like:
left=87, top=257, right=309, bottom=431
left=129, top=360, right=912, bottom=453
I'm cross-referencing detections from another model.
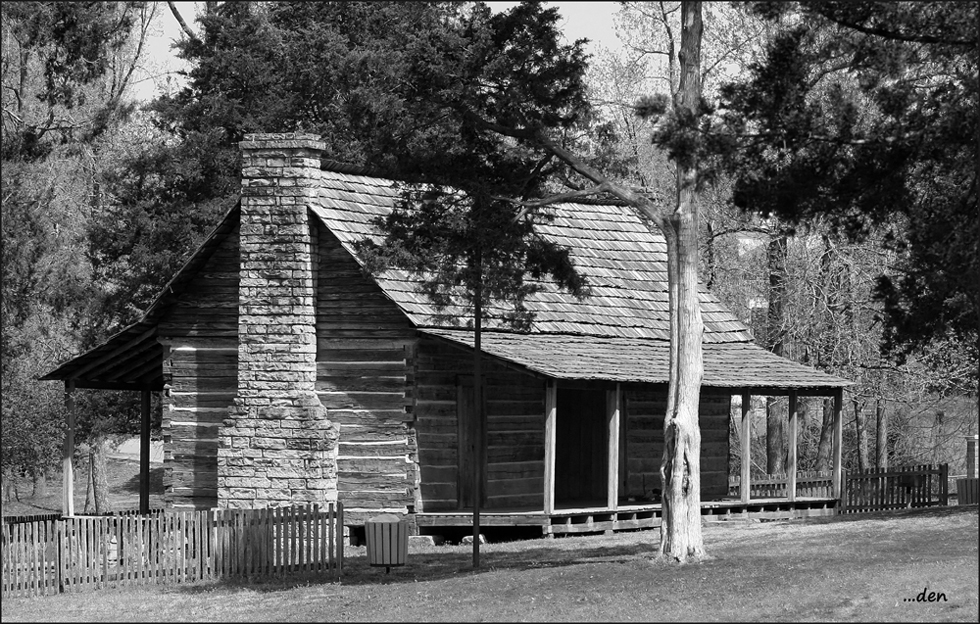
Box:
left=794, top=503, right=977, bottom=525
left=167, top=540, right=664, bottom=594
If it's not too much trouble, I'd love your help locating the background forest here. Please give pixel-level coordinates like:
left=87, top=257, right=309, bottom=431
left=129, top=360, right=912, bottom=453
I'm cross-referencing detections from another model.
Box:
left=2, top=1, right=977, bottom=510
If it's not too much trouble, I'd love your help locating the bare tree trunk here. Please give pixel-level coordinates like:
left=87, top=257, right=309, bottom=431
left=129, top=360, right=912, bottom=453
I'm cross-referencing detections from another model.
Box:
left=765, top=232, right=787, bottom=473
left=875, top=399, right=887, bottom=470
left=32, top=470, right=47, bottom=498
left=766, top=397, right=785, bottom=474
left=83, top=454, right=93, bottom=513
left=90, top=438, right=111, bottom=514
left=659, top=1, right=704, bottom=563
left=854, top=400, right=869, bottom=472
left=815, top=398, right=834, bottom=472
left=932, top=410, right=945, bottom=464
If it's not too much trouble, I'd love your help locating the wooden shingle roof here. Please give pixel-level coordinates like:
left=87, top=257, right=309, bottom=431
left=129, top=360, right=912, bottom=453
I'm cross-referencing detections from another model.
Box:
left=424, top=329, right=851, bottom=392
left=312, top=169, right=751, bottom=343
left=311, top=167, right=849, bottom=392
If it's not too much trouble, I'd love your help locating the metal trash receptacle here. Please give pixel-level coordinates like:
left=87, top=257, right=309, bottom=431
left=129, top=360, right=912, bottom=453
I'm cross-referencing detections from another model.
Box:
left=365, top=513, right=408, bottom=572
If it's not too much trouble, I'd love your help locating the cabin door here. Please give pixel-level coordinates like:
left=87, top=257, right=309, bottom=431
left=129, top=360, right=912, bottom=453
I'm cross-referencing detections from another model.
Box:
left=555, top=387, right=607, bottom=506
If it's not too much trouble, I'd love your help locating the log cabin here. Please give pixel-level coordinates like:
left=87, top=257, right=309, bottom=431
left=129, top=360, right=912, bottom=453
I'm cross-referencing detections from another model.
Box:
left=44, top=133, right=851, bottom=536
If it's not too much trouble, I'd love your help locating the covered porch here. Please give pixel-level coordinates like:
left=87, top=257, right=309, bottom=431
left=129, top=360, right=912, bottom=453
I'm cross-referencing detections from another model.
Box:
left=416, top=383, right=844, bottom=537
left=419, top=330, right=851, bottom=535
left=40, top=320, right=166, bottom=517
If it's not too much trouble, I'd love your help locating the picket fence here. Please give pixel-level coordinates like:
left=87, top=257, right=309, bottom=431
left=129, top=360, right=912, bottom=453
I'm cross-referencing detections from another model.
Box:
left=1, top=503, right=343, bottom=599
left=840, top=464, right=948, bottom=514
left=727, top=471, right=834, bottom=499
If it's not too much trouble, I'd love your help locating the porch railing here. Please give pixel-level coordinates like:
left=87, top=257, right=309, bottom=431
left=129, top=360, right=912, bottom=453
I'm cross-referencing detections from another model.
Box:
left=728, top=471, right=834, bottom=499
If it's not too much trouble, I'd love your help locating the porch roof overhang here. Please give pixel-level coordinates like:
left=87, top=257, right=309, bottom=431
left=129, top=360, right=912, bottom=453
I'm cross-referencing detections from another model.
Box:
left=422, top=328, right=852, bottom=396
left=40, top=202, right=242, bottom=392
left=39, top=321, right=164, bottom=391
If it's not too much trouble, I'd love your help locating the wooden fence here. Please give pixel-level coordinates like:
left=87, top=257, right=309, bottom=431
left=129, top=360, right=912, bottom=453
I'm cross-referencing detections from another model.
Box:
left=1, top=503, right=343, bottom=599
left=728, top=471, right=834, bottom=499
left=728, top=464, right=950, bottom=514
left=840, top=464, right=948, bottom=514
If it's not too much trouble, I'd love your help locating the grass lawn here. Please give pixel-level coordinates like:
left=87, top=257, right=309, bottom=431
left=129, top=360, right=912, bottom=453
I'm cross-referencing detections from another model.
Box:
left=1, top=458, right=166, bottom=518
left=2, top=505, right=977, bottom=622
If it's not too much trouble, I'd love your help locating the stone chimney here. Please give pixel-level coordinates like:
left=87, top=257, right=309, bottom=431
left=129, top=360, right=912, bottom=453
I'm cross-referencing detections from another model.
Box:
left=218, top=133, right=338, bottom=509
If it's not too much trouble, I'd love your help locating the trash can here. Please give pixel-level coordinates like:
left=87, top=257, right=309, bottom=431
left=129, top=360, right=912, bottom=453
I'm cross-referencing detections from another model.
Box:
left=364, top=513, right=408, bottom=573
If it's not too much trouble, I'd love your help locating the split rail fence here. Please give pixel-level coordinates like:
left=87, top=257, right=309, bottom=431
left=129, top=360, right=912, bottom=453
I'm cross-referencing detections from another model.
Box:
left=1, top=502, right=343, bottom=599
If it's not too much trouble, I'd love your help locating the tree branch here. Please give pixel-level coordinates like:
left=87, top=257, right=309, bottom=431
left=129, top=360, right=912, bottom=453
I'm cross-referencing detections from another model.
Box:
left=167, top=1, right=199, bottom=43
left=813, top=8, right=977, bottom=47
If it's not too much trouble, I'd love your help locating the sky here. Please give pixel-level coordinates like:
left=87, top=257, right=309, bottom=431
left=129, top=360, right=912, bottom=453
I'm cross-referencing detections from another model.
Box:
left=135, top=1, right=623, bottom=101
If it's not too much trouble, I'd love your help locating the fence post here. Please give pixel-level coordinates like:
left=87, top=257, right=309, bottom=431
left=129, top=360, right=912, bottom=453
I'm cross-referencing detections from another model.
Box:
left=337, top=501, right=344, bottom=574
left=56, top=520, right=64, bottom=594
left=940, top=463, right=948, bottom=506
left=838, top=468, right=847, bottom=515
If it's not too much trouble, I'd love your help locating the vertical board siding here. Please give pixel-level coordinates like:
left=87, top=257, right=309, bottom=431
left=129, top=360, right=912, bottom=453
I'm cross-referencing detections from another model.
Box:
left=315, top=223, right=418, bottom=525
left=1, top=504, right=343, bottom=599
left=159, top=223, right=241, bottom=509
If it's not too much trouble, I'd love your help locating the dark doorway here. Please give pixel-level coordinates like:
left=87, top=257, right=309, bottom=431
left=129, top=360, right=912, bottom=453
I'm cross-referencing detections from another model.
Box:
left=555, top=387, right=607, bottom=506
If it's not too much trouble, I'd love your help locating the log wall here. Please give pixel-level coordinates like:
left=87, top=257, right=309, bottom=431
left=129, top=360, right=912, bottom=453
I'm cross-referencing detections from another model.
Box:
left=314, top=222, right=418, bottom=525
left=623, top=387, right=730, bottom=500
left=158, top=222, right=241, bottom=509
left=414, top=338, right=545, bottom=511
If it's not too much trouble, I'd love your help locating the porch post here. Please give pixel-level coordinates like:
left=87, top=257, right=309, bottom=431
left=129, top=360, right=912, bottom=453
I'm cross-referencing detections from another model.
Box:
left=606, top=384, right=621, bottom=510
left=740, top=392, right=751, bottom=504
left=832, top=388, right=844, bottom=499
left=544, top=380, right=557, bottom=514
left=63, top=380, right=76, bottom=517
left=140, top=388, right=151, bottom=514
left=787, top=391, right=798, bottom=502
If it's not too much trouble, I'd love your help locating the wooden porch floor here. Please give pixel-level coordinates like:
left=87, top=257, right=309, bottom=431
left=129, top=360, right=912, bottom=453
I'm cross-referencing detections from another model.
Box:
left=416, top=497, right=839, bottom=536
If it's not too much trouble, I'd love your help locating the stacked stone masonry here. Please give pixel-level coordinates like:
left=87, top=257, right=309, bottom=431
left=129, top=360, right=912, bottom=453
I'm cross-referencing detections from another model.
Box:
left=218, top=133, right=339, bottom=509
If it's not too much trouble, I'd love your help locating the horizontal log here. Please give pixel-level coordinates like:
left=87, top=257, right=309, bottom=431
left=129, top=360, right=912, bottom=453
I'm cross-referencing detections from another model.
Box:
left=339, top=491, right=414, bottom=507
left=331, top=410, right=413, bottom=425
left=413, top=401, right=457, bottom=418
left=488, top=431, right=543, bottom=446
left=338, top=442, right=410, bottom=457
left=416, top=448, right=457, bottom=465
left=339, top=474, right=412, bottom=490
left=488, top=446, right=542, bottom=463
left=340, top=427, right=410, bottom=444
left=170, top=376, right=237, bottom=393
left=488, top=400, right=545, bottom=417
left=420, top=465, right=458, bottom=484
left=486, top=494, right=541, bottom=509
left=171, top=393, right=236, bottom=409
left=417, top=428, right=457, bottom=442
left=420, top=482, right=458, bottom=501
left=338, top=457, right=411, bottom=473
left=169, top=359, right=236, bottom=372
left=317, top=391, right=409, bottom=411
left=415, top=418, right=457, bottom=436
left=169, top=408, right=231, bottom=425
left=318, top=348, right=408, bottom=362
left=487, top=477, right=542, bottom=497
left=316, top=374, right=407, bottom=393
left=488, top=461, right=544, bottom=479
